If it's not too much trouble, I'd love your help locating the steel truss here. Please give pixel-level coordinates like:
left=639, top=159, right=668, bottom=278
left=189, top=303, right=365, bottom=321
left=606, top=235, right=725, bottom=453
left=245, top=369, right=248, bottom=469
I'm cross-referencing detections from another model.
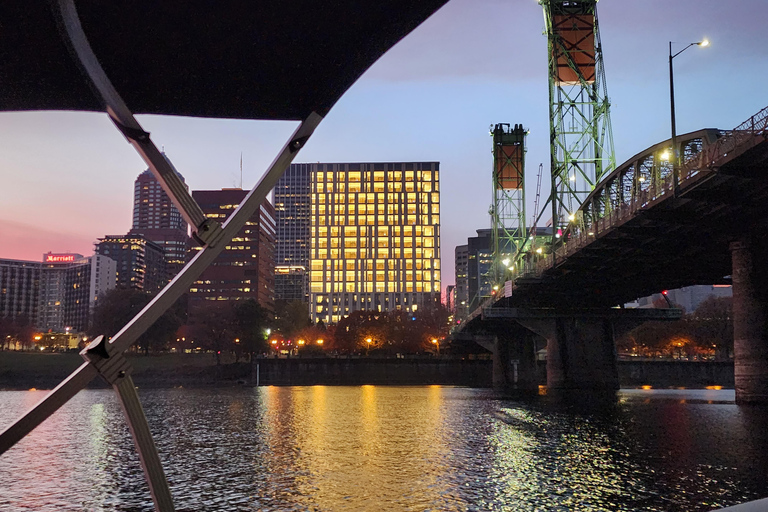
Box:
left=540, top=0, right=615, bottom=240
left=0, top=1, right=322, bottom=511
left=490, top=123, right=529, bottom=286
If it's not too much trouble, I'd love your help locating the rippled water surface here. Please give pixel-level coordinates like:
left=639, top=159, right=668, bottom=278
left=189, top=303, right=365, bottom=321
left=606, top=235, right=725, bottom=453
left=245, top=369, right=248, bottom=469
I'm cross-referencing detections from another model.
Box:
left=1, top=387, right=767, bottom=511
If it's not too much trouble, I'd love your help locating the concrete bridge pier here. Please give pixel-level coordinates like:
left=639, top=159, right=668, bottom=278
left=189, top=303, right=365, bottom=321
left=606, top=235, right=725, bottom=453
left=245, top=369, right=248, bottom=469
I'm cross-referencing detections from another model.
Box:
left=518, top=316, right=618, bottom=391
left=731, top=239, right=768, bottom=403
left=491, top=327, right=539, bottom=390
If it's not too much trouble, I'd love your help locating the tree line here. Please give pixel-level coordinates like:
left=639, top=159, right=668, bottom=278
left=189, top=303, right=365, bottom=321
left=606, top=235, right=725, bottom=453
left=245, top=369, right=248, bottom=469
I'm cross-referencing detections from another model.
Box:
left=86, top=288, right=452, bottom=362
left=616, top=296, right=733, bottom=360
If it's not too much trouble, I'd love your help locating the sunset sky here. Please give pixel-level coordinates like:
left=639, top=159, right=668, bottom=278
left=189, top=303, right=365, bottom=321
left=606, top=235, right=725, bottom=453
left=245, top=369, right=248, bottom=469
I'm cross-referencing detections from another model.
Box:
left=2, top=0, right=766, bottom=292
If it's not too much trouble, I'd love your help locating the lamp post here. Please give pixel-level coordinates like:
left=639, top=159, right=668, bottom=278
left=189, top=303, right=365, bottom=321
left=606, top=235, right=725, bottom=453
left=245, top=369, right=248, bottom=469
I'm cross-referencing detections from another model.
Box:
left=669, top=39, right=709, bottom=194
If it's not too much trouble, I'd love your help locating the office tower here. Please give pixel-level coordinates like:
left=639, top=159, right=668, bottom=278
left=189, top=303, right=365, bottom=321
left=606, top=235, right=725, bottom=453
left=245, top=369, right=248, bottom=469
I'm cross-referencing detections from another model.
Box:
left=466, top=230, right=494, bottom=314
left=38, top=252, right=117, bottom=332
left=445, top=284, right=455, bottom=312
left=273, top=163, right=312, bottom=302
left=128, top=160, right=190, bottom=280
left=309, top=162, right=440, bottom=324
left=95, top=235, right=166, bottom=293
left=0, top=258, right=41, bottom=324
left=189, top=189, right=275, bottom=310
left=454, top=244, right=468, bottom=320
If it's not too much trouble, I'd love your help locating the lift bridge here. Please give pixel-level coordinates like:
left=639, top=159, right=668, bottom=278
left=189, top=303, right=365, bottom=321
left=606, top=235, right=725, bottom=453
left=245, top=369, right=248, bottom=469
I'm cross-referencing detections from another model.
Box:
left=462, top=107, right=768, bottom=404
left=465, top=0, right=768, bottom=417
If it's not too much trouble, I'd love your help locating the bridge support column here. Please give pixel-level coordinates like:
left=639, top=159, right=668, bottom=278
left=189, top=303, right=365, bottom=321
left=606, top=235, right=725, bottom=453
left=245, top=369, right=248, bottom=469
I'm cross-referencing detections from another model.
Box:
left=492, top=328, right=538, bottom=390
left=518, top=317, right=618, bottom=391
left=731, top=239, right=768, bottom=403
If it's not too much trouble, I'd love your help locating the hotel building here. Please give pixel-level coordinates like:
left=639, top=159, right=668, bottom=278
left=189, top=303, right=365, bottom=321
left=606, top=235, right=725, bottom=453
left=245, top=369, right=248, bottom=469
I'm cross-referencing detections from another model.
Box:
left=1, top=253, right=116, bottom=332
left=38, top=252, right=116, bottom=332
left=309, top=162, right=440, bottom=324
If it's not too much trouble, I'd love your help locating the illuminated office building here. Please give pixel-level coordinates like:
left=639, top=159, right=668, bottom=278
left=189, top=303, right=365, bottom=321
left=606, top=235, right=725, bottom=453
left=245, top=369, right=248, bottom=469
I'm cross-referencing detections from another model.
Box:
left=309, top=162, right=440, bottom=324
left=189, top=189, right=276, bottom=310
left=95, top=234, right=166, bottom=293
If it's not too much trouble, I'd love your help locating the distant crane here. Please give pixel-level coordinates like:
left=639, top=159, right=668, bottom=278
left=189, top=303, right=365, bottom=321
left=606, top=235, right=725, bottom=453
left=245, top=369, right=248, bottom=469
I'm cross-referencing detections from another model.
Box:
left=529, top=163, right=544, bottom=264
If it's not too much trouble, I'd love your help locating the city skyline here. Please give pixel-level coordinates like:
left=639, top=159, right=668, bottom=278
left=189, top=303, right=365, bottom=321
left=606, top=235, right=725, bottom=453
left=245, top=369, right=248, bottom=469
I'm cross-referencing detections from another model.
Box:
left=2, top=0, right=767, bottom=294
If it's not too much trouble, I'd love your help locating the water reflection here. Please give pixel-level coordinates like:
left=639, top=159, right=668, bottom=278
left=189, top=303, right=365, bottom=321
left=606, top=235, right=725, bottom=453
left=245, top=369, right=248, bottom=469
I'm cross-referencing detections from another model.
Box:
left=1, top=387, right=768, bottom=511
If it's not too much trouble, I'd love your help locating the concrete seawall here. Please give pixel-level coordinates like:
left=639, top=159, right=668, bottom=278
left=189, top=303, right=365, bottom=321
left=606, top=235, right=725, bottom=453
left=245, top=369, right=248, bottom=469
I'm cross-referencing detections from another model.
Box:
left=0, top=352, right=735, bottom=389
left=251, top=357, right=493, bottom=387
left=618, top=360, right=734, bottom=388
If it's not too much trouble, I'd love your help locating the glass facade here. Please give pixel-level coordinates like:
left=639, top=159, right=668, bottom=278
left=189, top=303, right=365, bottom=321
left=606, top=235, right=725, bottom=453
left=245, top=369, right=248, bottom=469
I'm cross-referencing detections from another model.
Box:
left=309, top=163, right=441, bottom=324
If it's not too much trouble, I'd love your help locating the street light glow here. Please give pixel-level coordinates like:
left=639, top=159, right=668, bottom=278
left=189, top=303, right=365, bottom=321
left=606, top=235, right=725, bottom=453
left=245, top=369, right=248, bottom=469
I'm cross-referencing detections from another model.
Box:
left=699, top=39, right=710, bottom=47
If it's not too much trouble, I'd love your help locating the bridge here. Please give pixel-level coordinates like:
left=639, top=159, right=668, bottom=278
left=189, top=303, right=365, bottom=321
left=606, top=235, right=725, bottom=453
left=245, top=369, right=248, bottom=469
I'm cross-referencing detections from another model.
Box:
left=460, top=106, right=768, bottom=403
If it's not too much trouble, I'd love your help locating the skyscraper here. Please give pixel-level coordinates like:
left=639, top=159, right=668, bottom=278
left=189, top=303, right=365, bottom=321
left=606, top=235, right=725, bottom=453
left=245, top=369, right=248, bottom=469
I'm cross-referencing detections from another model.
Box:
left=95, top=235, right=166, bottom=293
left=189, top=189, right=276, bottom=310
left=128, top=160, right=190, bottom=280
left=272, top=163, right=312, bottom=302
left=308, top=162, right=441, bottom=324
left=0, top=258, right=41, bottom=325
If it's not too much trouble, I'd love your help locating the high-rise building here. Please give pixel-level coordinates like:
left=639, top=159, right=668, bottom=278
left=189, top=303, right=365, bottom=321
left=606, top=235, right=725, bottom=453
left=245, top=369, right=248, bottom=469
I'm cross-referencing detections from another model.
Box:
left=308, top=162, right=441, bottom=324
left=38, top=252, right=116, bottom=332
left=459, top=227, right=552, bottom=318
left=128, top=161, right=190, bottom=280
left=1, top=254, right=116, bottom=332
left=466, top=230, right=494, bottom=314
left=189, top=189, right=275, bottom=310
left=454, top=244, right=468, bottom=320
left=95, top=235, right=166, bottom=293
left=445, top=284, right=455, bottom=312
left=0, top=258, right=41, bottom=324
left=272, top=163, right=312, bottom=302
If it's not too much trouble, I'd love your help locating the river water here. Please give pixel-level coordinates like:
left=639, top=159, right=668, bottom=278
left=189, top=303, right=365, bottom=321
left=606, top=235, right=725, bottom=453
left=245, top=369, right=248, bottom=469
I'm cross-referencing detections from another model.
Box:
left=1, top=386, right=767, bottom=511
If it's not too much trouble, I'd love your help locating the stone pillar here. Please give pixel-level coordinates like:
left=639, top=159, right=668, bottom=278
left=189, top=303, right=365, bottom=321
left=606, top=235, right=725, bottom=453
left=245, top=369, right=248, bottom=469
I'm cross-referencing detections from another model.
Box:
left=519, top=316, right=618, bottom=391
left=731, top=239, right=768, bottom=403
left=492, top=335, right=507, bottom=388
left=491, top=326, right=539, bottom=390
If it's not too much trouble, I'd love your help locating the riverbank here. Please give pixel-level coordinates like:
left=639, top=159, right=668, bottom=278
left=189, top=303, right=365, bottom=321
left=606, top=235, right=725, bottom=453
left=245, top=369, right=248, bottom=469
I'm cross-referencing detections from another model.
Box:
left=0, top=352, right=735, bottom=390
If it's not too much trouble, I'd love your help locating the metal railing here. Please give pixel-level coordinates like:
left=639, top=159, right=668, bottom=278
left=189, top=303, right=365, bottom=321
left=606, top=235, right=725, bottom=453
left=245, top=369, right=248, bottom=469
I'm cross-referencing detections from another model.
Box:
left=530, top=105, right=768, bottom=277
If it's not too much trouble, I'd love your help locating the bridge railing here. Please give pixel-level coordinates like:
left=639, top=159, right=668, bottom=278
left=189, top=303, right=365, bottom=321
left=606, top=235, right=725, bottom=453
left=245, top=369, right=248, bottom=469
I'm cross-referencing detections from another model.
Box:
left=530, top=105, right=768, bottom=279
left=687, top=105, right=768, bottom=175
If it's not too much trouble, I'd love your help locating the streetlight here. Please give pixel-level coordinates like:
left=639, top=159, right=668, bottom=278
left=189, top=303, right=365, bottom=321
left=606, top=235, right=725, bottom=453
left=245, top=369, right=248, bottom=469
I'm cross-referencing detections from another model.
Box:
left=431, top=338, right=440, bottom=356
left=669, top=38, right=709, bottom=194
left=365, top=337, right=372, bottom=356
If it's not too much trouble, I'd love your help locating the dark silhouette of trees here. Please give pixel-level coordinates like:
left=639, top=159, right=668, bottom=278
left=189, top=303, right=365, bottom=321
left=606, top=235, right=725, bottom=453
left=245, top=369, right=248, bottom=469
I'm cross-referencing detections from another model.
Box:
left=0, top=315, right=35, bottom=350
left=330, top=304, right=451, bottom=355
left=617, top=296, right=734, bottom=359
left=233, top=299, right=270, bottom=361
left=273, top=300, right=311, bottom=340
left=90, top=288, right=185, bottom=354
left=687, top=296, right=733, bottom=360
left=188, top=302, right=235, bottom=365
